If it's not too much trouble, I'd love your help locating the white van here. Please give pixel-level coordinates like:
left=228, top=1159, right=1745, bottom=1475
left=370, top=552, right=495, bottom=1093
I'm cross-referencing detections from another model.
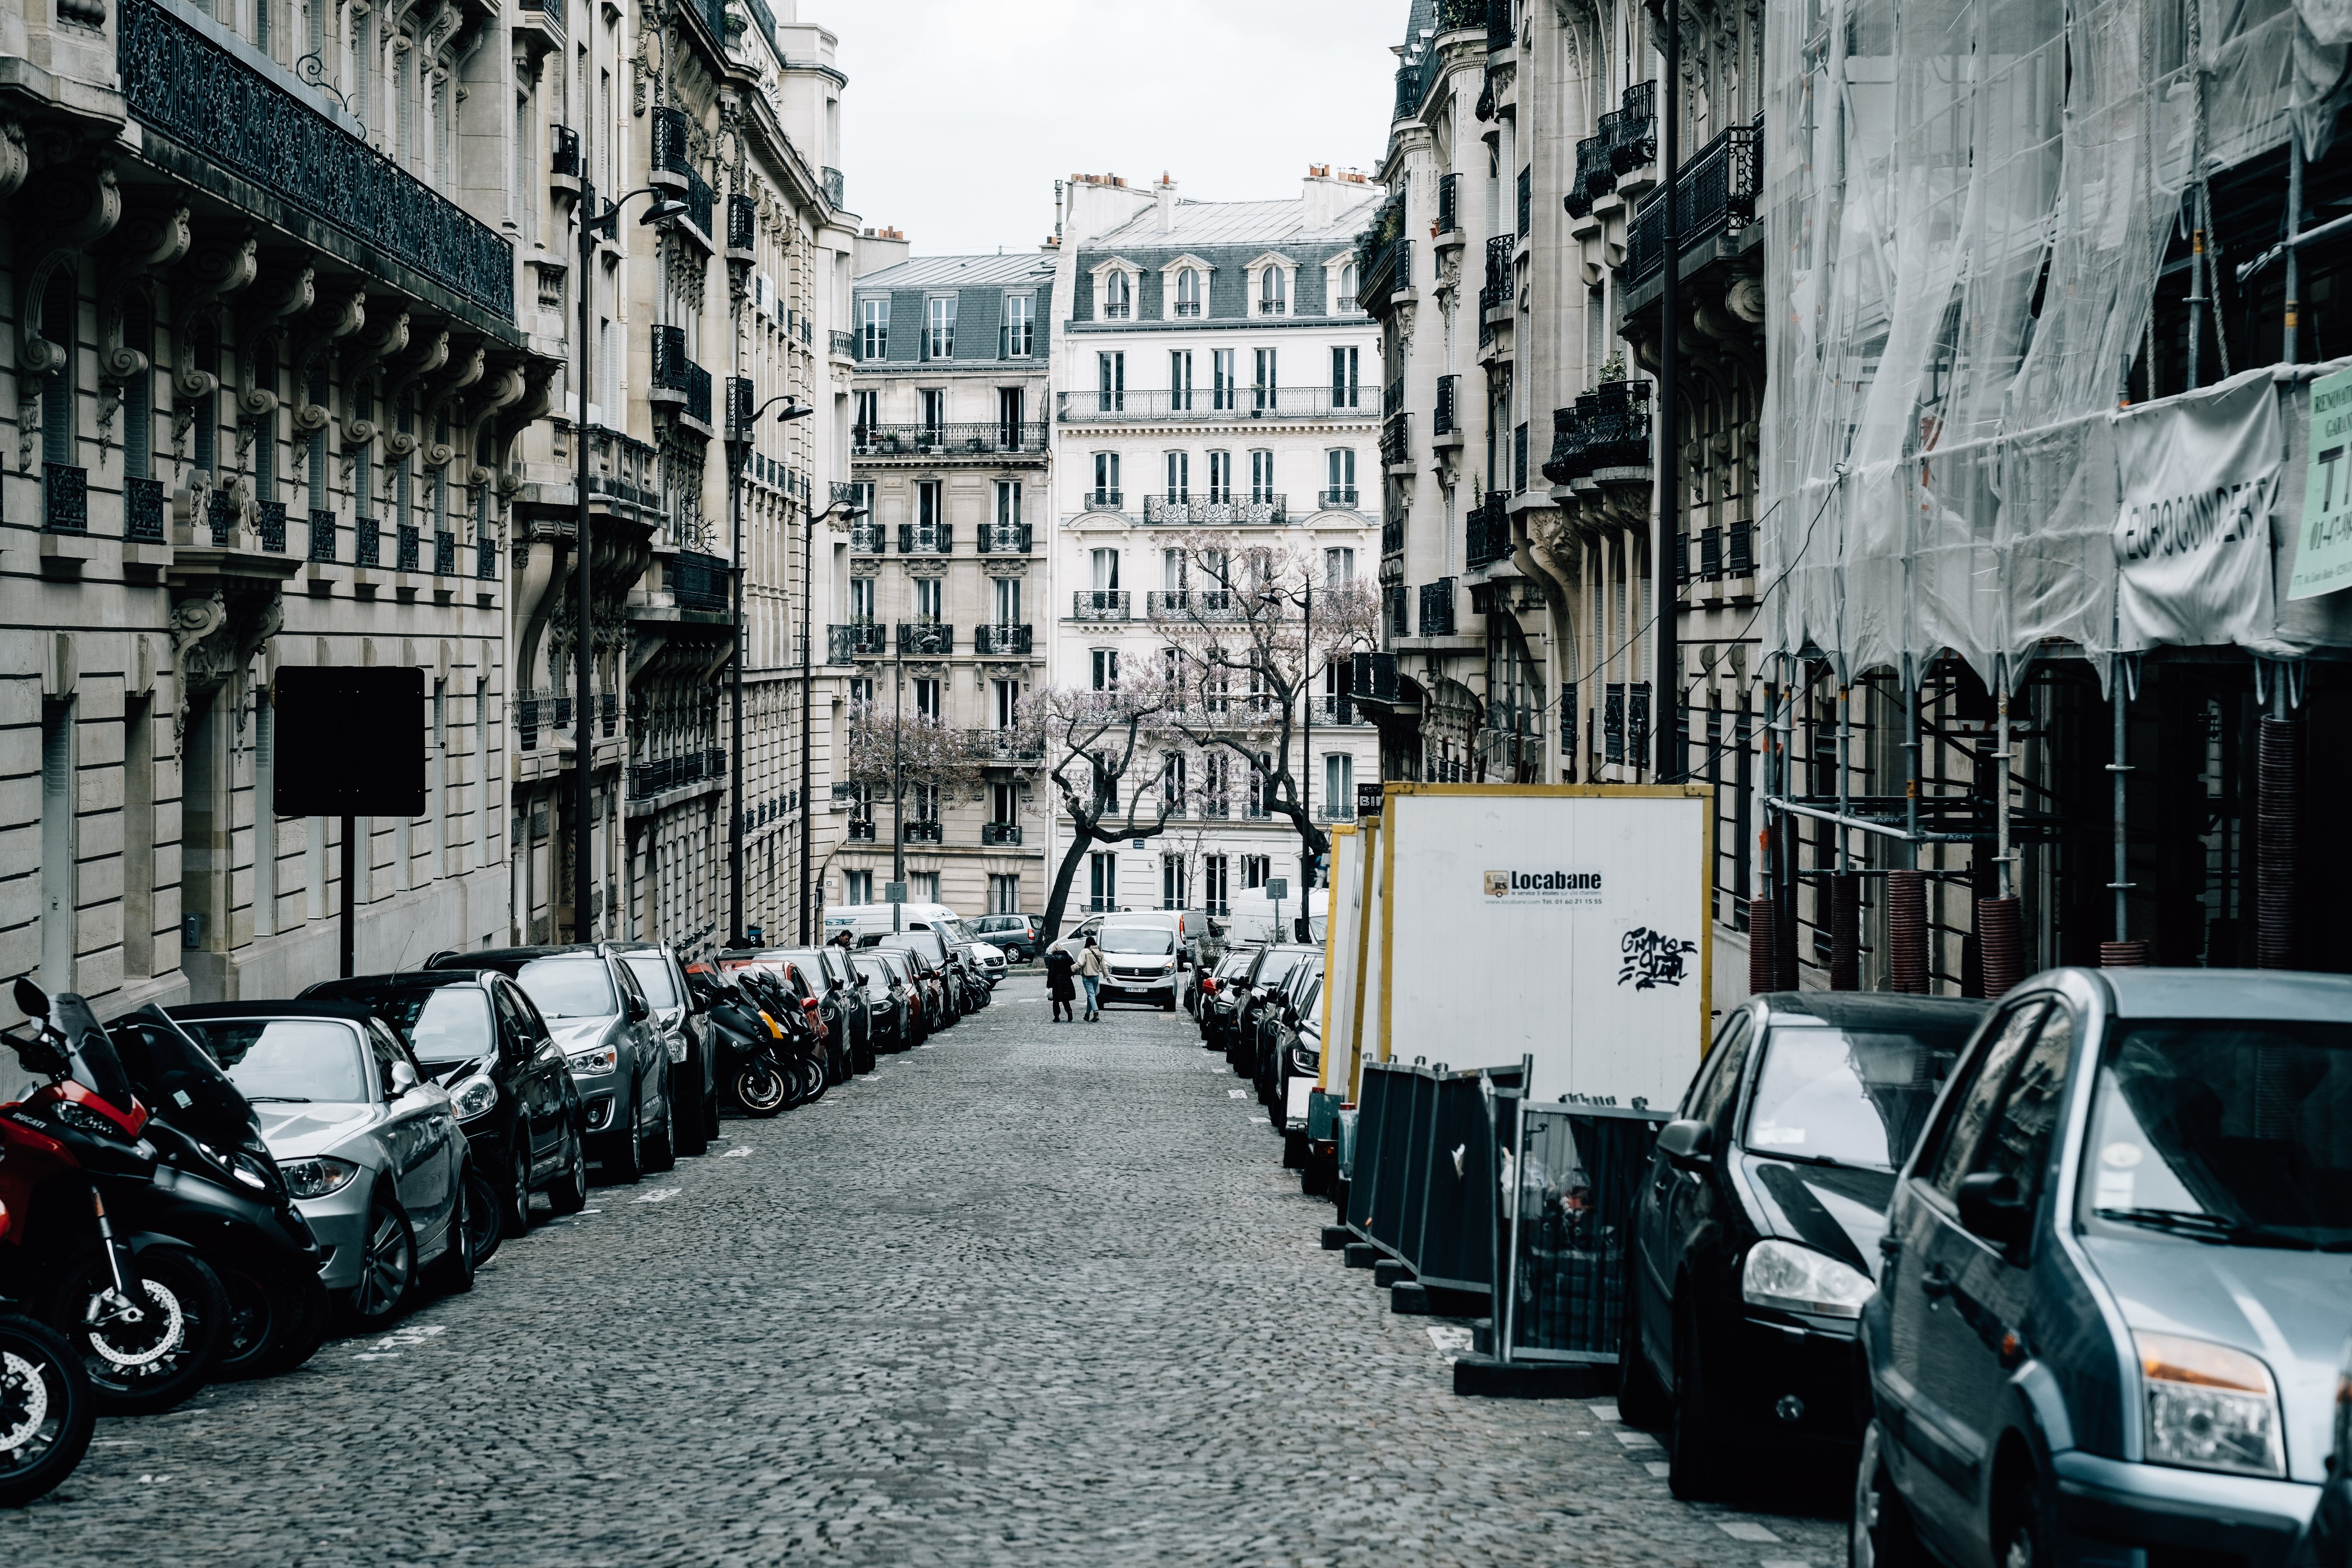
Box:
left=1221, top=887, right=1327, bottom=948
left=1047, top=908, right=1210, bottom=964
left=823, top=902, right=977, bottom=946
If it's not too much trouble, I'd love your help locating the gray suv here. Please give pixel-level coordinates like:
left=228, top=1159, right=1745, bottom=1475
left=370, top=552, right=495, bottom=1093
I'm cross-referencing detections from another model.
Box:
left=1855, top=967, right=2352, bottom=1568
left=429, top=945, right=674, bottom=1184
left=612, top=942, right=714, bottom=1157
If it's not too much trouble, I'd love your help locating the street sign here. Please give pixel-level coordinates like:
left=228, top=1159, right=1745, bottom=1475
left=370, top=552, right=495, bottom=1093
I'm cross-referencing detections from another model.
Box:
left=1357, top=782, right=1384, bottom=819
left=884, top=882, right=907, bottom=903
left=1265, top=877, right=1288, bottom=900
left=271, top=667, right=426, bottom=817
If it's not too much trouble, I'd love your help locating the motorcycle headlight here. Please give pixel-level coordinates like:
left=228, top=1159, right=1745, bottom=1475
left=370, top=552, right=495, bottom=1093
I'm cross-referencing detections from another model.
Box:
left=2136, top=1332, right=2286, bottom=1478
left=566, top=1043, right=620, bottom=1076
left=54, top=1101, right=118, bottom=1136
left=1740, top=1238, right=1874, bottom=1318
left=280, top=1155, right=361, bottom=1199
left=450, top=1074, right=499, bottom=1123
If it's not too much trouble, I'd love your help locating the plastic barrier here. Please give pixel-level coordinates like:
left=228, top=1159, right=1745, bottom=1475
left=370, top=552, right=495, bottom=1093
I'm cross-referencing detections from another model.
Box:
left=1498, top=1102, right=1670, bottom=1365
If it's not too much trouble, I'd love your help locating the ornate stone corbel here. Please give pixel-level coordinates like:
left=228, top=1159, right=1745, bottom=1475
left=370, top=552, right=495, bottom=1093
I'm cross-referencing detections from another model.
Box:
left=167, top=591, right=227, bottom=750
left=0, top=121, right=28, bottom=202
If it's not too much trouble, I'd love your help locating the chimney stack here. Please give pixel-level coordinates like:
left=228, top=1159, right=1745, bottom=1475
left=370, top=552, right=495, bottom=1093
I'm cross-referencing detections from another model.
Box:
left=1156, top=171, right=1178, bottom=232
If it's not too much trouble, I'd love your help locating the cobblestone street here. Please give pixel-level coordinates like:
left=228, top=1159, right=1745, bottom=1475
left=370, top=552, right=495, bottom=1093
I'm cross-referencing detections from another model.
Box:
left=9, top=976, right=1842, bottom=1566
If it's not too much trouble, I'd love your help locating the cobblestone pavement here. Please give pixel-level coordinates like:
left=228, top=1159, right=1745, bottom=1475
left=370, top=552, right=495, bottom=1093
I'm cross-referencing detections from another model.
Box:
left=9, top=974, right=1843, bottom=1566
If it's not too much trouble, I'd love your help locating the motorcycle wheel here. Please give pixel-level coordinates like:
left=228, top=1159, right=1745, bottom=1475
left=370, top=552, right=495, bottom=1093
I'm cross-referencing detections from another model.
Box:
left=731, top=1059, right=790, bottom=1118
left=546, top=1125, right=590, bottom=1215
left=793, top=1052, right=828, bottom=1105
left=211, top=1258, right=288, bottom=1382
left=0, top=1312, right=95, bottom=1508
left=464, top=1159, right=504, bottom=1269
left=49, top=1240, right=227, bottom=1416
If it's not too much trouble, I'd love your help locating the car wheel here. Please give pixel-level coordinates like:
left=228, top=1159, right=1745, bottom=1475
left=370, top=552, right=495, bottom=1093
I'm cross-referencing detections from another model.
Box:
left=348, top=1190, right=417, bottom=1331
left=1993, top=1471, right=2049, bottom=1568
left=643, top=1072, right=677, bottom=1174
left=547, top=1127, right=590, bottom=1215
left=676, top=1053, right=710, bottom=1157
left=462, top=1159, right=504, bottom=1269
left=508, top=1136, right=535, bottom=1236
left=1615, top=1285, right=1672, bottom=1430
left=424, top=1171, right=478, bottom=1294
left=1161, top=989, right=1177, bottom=1011
left=704, top=1070, right=722, bottom=1141
left=259, top=1268, right=331, bottom=1378
left=1667, top=1298, right=1726, bottom=1502
left=603, top=1092, right=645, bottom=1185
left=1851, top=1420, right=1926, bottom=1568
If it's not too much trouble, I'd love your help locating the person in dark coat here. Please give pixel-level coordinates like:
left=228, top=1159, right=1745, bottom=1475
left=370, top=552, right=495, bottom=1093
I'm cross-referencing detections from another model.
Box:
left=1045, top=945, right=1077, bottom=1022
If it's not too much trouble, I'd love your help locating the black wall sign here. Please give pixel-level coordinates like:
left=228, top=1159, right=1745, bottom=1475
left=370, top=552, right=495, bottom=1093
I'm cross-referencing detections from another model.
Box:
left=271, top=667, right=427, bottom=818
left=1357, top=782, right=1385, bottom=819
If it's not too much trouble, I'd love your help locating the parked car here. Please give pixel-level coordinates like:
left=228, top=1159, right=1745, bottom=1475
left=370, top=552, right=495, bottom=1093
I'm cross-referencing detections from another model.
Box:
left=1618, top=992, right=1986, bottom=1495
left=1230, top=945, right=1317, bottom=1073
left=427, top=946, right=674, bottom=1184
left=300, top=969, right=590, bottom=1245
left=1198, top=948, right=1259, bottom=1048
left=611, top=942, right=715, bottom=1155
left=873, top=930, right=967, bottom=1026
left=968, top=940, right=1009, bottom=988
left=167, top=1001, right=475, bottom=1329
left=2295, top=1330, right=2352, bottom=1567
left=1271, top=969, right=1326, bottom=1162
left=1852, top=968, right=2352, bottom=1568
left=799, top=946, right=874, bottom=1073
left=868, top=942, right=945, bottom=1037
left=850, top=950, right=914, bottom=1050
left=971, top=913, right=1041, bottom=962
left=1255, top=952, right=1326, bottom=1109
left=1095, top=924, right=1185, bottom=1010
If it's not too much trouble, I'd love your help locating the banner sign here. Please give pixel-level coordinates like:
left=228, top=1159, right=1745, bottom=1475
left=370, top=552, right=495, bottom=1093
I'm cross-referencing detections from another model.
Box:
left=2113, top=372, right=2284, bottom=652
left=2291, top=366, right=2352, bottom=600
left=1482, top=867, right=1606, bottom=906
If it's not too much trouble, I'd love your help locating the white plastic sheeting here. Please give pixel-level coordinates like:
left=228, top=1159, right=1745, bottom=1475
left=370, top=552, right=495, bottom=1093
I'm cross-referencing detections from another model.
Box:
left=1759, top=0, right=2349, bottom=682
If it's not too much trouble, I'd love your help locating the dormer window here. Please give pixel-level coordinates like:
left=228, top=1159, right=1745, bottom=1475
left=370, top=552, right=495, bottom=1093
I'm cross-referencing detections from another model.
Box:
left=1259, top=266, right=1288, bottom=316
left=1174, top=268, right=1201, bottom=317
left=1103, top=270, right=1132, bottom=319
left=1335, top=262, right=1360, bottom=313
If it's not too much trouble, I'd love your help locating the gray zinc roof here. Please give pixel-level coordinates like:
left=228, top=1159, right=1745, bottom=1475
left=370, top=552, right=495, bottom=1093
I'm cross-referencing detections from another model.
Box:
left=1089, top=193, right=1386, bottom=250
left=854, top=253, right=1060, bottom=288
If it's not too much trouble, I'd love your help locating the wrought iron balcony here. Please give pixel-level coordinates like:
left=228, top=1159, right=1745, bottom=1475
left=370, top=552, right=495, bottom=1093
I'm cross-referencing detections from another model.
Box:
left=128, top=478, right=165, bottom=544
left=1318, top=488, right=1360, bottom=510
left=1073, top=590, right=1130, bottom=621
left=1488, top=0, right=1516, bottom=46
left=1311, top=695, right=1363, bottom=726
left=116, top=0, right=515, bottom=319
left=651, top=106, right=692, bottom=187
left=478, top=530, right=498, bottom=580
left=1606, top=81, right=1659, bottom=175
left=970, top=729, right=1044, bottom=764
left=1566, top=137, right=1612, bottom=220
left=1383, top=377, right=1405, bottom=418
left=1515, top=422, right=1529, bottom=493
left=848, top=818, right=877, bottom=842
left=1466, top=496, right=1511, bottom=570
left=1141, top=496, right=1287, bottom=525
left=727, top=193, right=755, bottom=252
left=1382, top=518, right=1404, bottom=556
left=974, top=624, right=1032, bottom=655
left=679, top=166, right=717, bottom=245
left=1434, top=374, right=1458, bottom=436
left=896, top=622, right=953, bottom=655
left=1542, top=380, right=1653, bottom=484
left=43, top=464, right=87, bottom=534
left=1351, top=650, right=1400, bottom=704
left=1359, top=239, right=1411, bottom=315
left=1418, top=578, right=1457, bottom=637
left=1146, top=589, right=1240, bottom=620
left=652, top=326, right=713, bottom=429
left=432, top=527, right=456, bottom=574
left=205, top=491, right=240, bottom=546
left=829, top=623, right=886, bottom=661
left=1479, top=234, right=1516, bottom=315
left=357, top=518, right=381, bottom=567
left=897, top=522, right=951, bottom=554
left=1054, top=388, right=1372, bottom=425
left=1380, top=412, right=1412, bottom=469
left=671, top=549, right=730, bottom=612
left=823, top=167, right=845, bottom=208
left=396, top=523, right=420, bottom=572
left=978, top=524, right=1032, bottom=554
left=981, top=822, right=1023, bottom=846
left=853, top=421, right=1047, bottom=455
left=848, top=522, right=885, bottom=553
left=551, top=124, right=580, bottom=179
left=1727, top=518, right=1754, bottom=576
left=1627, top=115, right=1762, bottom=286
left=304, top=510, right=333, bottom=564
left=1437, top=171, right=1460, bottom=234
left=902, top=819, right=942, bottom=845
left=1083, top=490, right=1125, bottom=513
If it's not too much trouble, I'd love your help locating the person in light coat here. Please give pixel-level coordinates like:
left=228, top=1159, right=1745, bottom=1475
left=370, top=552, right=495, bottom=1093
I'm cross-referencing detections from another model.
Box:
left=1076, top=936, right=1108, bottom=1021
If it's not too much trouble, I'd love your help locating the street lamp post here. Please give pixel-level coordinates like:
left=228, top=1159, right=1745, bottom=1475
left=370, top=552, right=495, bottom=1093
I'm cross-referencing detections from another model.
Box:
left=571, top=176, right=686, bottom=942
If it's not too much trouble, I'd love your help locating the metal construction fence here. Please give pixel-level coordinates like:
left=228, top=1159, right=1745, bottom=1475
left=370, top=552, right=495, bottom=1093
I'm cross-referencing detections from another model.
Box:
left=1500, top=1103, right=1671, bottom=1365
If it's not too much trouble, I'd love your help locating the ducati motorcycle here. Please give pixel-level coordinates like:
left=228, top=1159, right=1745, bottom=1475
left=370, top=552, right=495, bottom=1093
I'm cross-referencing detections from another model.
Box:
left=0, top=1295, right=94, bottom=1508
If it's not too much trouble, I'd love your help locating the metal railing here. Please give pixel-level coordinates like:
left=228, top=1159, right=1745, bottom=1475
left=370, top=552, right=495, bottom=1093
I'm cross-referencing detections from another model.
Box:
left=1383, top=377, right=1405, bottom=418
left=1467, top=496, right=1511, bottom=570
left=1542, top=380, right=1654, bottom=484
left=629, top=749, right=724, bottom=799
left=1083, top=490, right=1125, bottom=512
left=672, top=548, right=729, bottom=611
left=823, top=167, right=845, bottom=208
left=396, top=523, right=420, bottom=572
left=651, top=106, right=692, bottom=182
left=357, top=518, right=381, bottom=567
left=680, top=165, right=715, bottom=243
left=897, top=522, right=951, bottom=554
left=432, top=526, right=455, bottom=574
left=651, top=326, right=712, bottom=426
left=1627, top=114, right=1762, bottom=285
left=848, top=818, right=876, bottom=842
left=981, top=822, right=1023, bottom=846
left=1565, top=135, right=1616, bottom=219
left=978, top=524, right=1032, bottom=554
left=896, top=622, right=953, bottom=655
left=127, top=477, right=165, bottom=543
left=849, top=522, right=885, bottom=553
left=117, top=0, right=514, bottom=318
left=1434, top=374, right=1458, bottom=436
left=1437, top=171, right=1460, bottom=233
left=974, top=624, right=1032, bottom=655
left=1055, top=388, right=1372, bottom=424
left=1517, top=165, right=1531, bottom=239
left=853, top=421, right=1047, bottom=454
left=727, top=192, right=755, bottom=251
left=903, top=819, right=942, bottom=844
left=1488, top=0, right=1515, bottom=46
left=1360, top=238, right=1411, bottom=315
left=43, top=464, right=87, bottom=533
left=1515, top=422, right=1529, bottom=493
left=478, top=530, right=498, bottom=580
left=1479, top=234, right=1515, bottom=315
left=1073, top=590, right=1130, bottom=621
left=1382, top=517, right=1404, bottom=556
left=1419, top=578, right=1457, bottom=637
left=1318, top=488, right=1360, bottom=510
left=1380, top=412, right=1411, bottom=468
left=1146, top=589, right=1241, bottom=620
left=1141, top=496, right=1288, bottom=525
left=971, top=729, right=1045, bottom=763
left=305, top=507, right=334, bottom=561
left=829, top=623, right=886, bottom=660
left=551, top=124, right=579, bottom=178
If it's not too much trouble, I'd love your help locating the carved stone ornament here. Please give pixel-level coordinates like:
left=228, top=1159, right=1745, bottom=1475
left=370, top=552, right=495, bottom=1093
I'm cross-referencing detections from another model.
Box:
left=0, top=121, right=28, bottom=201
left=166, top=587, right=282, bottom=752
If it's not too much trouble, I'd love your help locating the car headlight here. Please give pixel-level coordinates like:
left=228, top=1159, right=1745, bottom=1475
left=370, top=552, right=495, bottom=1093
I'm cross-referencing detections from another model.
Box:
left=280, top=1156, right=361, bottom=1199
left=2136, top=1331, right=2286, bottom=1478
left=566, top=1043, right=620, bottom=1075
left=1740, top=1238, right=1874, bottom=1318
left=450, top=1074, right=499, bottom=1123
left=1291, top=1047, right=1320, bottom=1075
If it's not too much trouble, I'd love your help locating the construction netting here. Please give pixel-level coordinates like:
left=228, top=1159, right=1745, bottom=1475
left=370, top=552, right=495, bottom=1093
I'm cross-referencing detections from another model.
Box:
left=1759, top=0, right=2352, bottom=682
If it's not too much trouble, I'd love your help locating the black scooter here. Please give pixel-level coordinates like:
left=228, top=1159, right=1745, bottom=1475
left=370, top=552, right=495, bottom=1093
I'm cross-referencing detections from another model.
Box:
left=690, top=971, right=818, bottom=1116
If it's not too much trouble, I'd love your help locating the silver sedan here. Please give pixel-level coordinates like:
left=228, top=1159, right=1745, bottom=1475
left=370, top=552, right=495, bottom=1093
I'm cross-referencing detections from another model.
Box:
left=170, top=1003, right=475, bottom=1329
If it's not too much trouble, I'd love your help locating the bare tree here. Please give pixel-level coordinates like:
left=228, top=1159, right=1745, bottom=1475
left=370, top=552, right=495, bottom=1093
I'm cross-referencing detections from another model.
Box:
left=1146, top=536, right=1381, bottom=887
left=1031, top=674, right=1180, bottom=943
left=843, top=701, right=988, bottom=827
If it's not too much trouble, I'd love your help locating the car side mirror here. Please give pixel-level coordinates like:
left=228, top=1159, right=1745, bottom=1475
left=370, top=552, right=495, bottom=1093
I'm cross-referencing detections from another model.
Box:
left=387, top=1060, right=420, bottom=1098
left=626, top=995, right=649, bottom=1023
left=1956, top=1171, right=2030, bottom=1248
left=1656, top=1118, right=1714, bottom=1171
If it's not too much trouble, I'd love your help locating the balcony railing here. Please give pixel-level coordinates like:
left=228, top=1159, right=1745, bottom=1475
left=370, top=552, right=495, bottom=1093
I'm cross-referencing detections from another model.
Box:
left=854, top=421, right=1048, bottom=455
left=478, top=530, right=499, bottom=580
left=823, top=166, right=845, bottom=208
left=584, top=425, right=662, bottom=515
left=896, top=622, right=953, bottom=655
left=848, top=818, right=877, bottom=842
left=651, top=325, right=713, bottom=428
left=629, top=748, right=724, bottom=799
left=672, top=549, right=730, bottom=612
left=974, top=624, right=1032, bottom=655
left=1608, top=81, right=1660, bottom=175
left=1073, top=590, right=1130, bottom=621
left=1565, top=136, right=1616, bottom=220
left=1380, top=412, right=1411, bottom=469
left=1146, top=589, right=1241, bottom=620
left=43, top=464, right=87, bottom=533
left=1488, top=0, right=1516, bottom=46
left=651, top=106, right=692, bottom=184
left=551, top=124, right=580, bottom=178
left=726, top=192, right=755, bottom=251
left=680, top=166, right=715, bottom=244
left=1434, top=374, right=1458, bottom=436
left=1381, top=517, right=1404, bottom=556
left=1542, top=380, right=1654, bottom=484
left=431, top=527, right=455, bottom=574
left=1515, top=423, right=1529, bottom=493
left=1437, top=171, right=1460, bottom=233
left=1054, top=388, right=1371, bottom=425
left=830, top=329, right=856, bottom=359
left=128, top=477, right=166, bottom=543
left=897, top=522, right=951, bottom=554
left=1352, top=650, right=1400, bottom=704
left=903, top=820, right=942, bottom=844
left=357, top=518, right=381, bottom=567
left=829, top=623, right=886, bottom=661
left=1359, top=239, right=1411, bottom=315
left=396, top=523, right=420, bottom=572
left=1627, top=115, right=1762, bottom=286
left=305, top=508, right=335, bottom=562
left=1383, top=377, right=1404, bottom=418
left=977, top=524, right=1033, bottom=554
left=981, top=822, right=1023, bottom=846
left=1466, top=496, right=1511, bottom=570
left=117, top=0, right=514, bottom=319
left=1317, top=488, right=1360, bottom=511
left=970, top=729, right=1045, bottom=764
left=1479, top=234, right=1515, bottom=315
left=849, top=522, right=885, bottom=553
left=1418, top=579, right=1457, bottom=637
left=1141, top=496, right=1288, bottom=525
left=1083, top=490, right=1125, bottom=513
left=1311, top=695, right=1363, bottom=726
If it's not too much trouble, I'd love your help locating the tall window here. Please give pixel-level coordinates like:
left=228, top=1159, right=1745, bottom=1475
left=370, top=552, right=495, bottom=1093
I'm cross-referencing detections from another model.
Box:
left=925, top=296, right=956, bottom=358
left=997, top=386, right=1024, bottom=446
left=1206, top=451, right=1233, bottom=504
left=1001, top=294, right=1034, bottom=357
left=853, top=389, right=878, bottom=438
left=992, top=576, right=1022, bottom=626
left=1089, top=851, right=1119, bottom=911
left=1252, top=348, right=1277, bottom=412
left=1325, top=547, right=1356, bottom=583
left=1097, top=351, right=1124, bottom=412
left=1169, top=349, right=1193, bottom=411
left=1161, top=752, right=1188, bottom=813
left=1090, top=548, right=1120, bottom=590
left=995, top=479, right=1021, bottom=528
left=1326, top=448, right=1356, bottom=504
left=913, top=677, right=941, bottom=720
left=914, top=578, right=942, bottom=623
left=1164, top=450, right=1188, bottom=502
left=1324, top=754, right=1352, bottom=819
left=1202, top=854, right=1230, bottom=915
left=849, top=576, right=874, bottom=621
left=919, top=388, right=946, bottom=439
left=1250, top=450, right=1275, bottom=504
left=1331, top=346, right=1360, bottom=409
left=859, top=298, right=888, bottom=358
left=845, top=869, right=873, bottom=903
left=988, top=874, right=1020, bottom=914
left=1242, top=854, right=1270, bottom=888
left=1211, top=349, right=1237, bottom=411
left=917, top=480, right=942, bottom=530
left=1173, top=268, right=1201, bottom=317
left=126, top=296, right=155, bottom=481
left=1092, top=451, right=1120, bottom=504
left=1162, top=548, right=1187, bottom=591
left=993, top=679, right=1020, bottom=729
left=1336, top=262, right=1360, bottom=312
left=1259, top=265, right=1288, bottom=315
left=910, top=871, right=940, bottom=902
left=1091, top=648, right=1119, bottom=690
left=1161, top=854, right=1188, bottom=909
left=1102, top=270, right=1132, bottom=319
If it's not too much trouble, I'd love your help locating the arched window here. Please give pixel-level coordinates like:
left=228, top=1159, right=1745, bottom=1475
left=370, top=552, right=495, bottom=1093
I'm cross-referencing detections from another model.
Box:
left=1337, top=263, right=1360, bottom=312
left=1103, top=270, right=1132, bottom=319
left=1258, top=266, right=1288, bottom=316
left=1174, top=268, right=1200, bottom=317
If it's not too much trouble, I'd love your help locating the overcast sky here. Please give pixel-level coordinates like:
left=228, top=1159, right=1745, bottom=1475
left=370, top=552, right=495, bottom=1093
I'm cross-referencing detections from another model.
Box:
left=828, top=0, right=1403, bottom=259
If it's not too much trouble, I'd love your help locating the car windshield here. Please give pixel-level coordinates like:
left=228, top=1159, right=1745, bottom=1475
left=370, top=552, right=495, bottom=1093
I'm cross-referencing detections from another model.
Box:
left=1254, top=952, right=1304, bottom=987
left=2081, top=1018, right=2352, bottom=1251
left=188, top=1019, right=371, bottom=1103
left=1744, top=1023, right=1970, bottom=1170
left=331, top=985, right=495, bottom=1069
left=1102, top=928, right=1176, bottom=955
left=621, top=955, right=678, bottom=1009
left=515, top=957, right=617, bottom=1020
left=852, top=958, right=894, bottom=987
left=1217, top=953, right=1256, bottom=978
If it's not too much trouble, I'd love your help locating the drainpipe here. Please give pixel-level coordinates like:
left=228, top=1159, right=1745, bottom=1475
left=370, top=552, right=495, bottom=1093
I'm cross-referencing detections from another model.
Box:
left=2103, top=657, right=2147, bottom=967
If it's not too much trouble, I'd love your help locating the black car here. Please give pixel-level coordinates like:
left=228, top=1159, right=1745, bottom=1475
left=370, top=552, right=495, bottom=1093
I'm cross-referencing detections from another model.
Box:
left=1620, top=991, right=1987, bottom=1497
left=970, top=913, right=1041, bottom=963
left=783, top=947, right=871, bottom=1074
left=302, top=969, right=589, bottom=1242
left=1254, top=951, right=1324, bottom=1107
left=1229, top=945, right=1317, bottom=1075
left=1197, top=948, right=1258, bottom=1047
left=850, top=951, right=914, bottom=1050
left=878, top=941, right=948, bottom=1035
left=611, top=942, right=716, bottom=1156
left=873, top=931, right=964, bottom=1026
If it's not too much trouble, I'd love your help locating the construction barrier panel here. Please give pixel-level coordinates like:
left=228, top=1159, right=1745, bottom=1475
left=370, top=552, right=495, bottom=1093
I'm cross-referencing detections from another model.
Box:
left=1348, top=1056, right=1527, bottom=1289
left=1318, top=823, right=1367, bottom=1101
left=1499, top=1103, right=1671, bottom=1364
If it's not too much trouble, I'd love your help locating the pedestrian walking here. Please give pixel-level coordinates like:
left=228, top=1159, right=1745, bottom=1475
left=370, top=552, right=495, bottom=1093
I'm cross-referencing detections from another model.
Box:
left=1077, top=936, right=1107, bottom=1021
left=1045, top=945, right=1076, bottom=1022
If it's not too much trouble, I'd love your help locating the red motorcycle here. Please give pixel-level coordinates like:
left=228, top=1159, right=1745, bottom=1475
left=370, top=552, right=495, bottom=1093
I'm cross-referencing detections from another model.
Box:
left=0, top=978, right=228, bottom=1414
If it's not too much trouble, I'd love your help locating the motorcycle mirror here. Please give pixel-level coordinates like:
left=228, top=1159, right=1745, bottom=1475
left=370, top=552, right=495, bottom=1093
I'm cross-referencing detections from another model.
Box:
left=13, top=975, right=49, bottom=1020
